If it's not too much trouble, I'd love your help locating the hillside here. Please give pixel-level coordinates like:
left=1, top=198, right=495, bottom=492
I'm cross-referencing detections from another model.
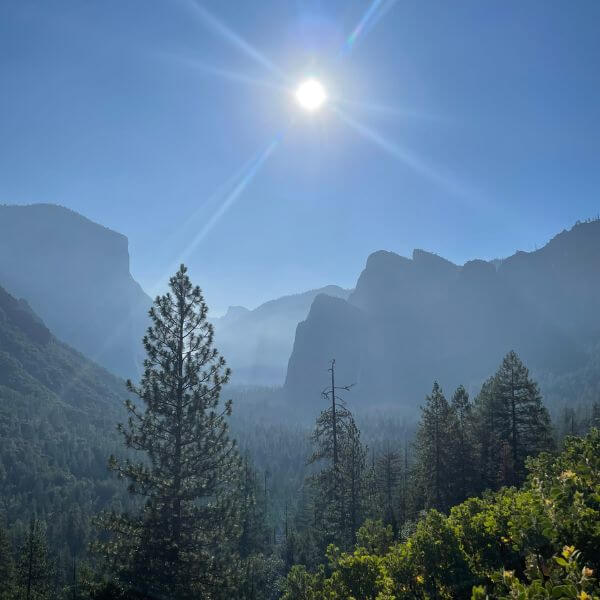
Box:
left=284, top=220, right=600, bottom=412
left=0, top=204, right=151, bottom=379
left=0, top=284, right=129, bottom=550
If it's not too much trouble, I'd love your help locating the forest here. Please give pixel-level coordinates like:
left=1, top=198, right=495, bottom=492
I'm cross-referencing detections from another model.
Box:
left=1, top=265, right=598, bottom=600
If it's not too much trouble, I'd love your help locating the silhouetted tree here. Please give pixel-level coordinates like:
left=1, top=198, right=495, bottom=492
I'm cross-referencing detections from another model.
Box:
left=0, top=524, right=15, bottom=600
left=307, top=361, right=365, bottom=550
left=16, top=518, right=53, bottom=600
left=414, top=382, right=455, bottom=512
left=449, top=385, right=476, bottom=504
left=97, top=265, right=241, bottom=599
left=374, top=445, right=402, bottom=535
left=492, top=351, right=553, bottom=485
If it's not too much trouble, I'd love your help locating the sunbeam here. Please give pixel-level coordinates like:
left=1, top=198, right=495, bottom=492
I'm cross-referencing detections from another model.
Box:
left=333, top=105, right=485, bottom=208
left=186, top=0, right=288, bottom=82
left=160, top=137, right=281, bottom=289
left=342, top=0, right=399, bottom=55
left=336, top=98, right=446, bottom=121
left=169, top=56, right=288, bottom=93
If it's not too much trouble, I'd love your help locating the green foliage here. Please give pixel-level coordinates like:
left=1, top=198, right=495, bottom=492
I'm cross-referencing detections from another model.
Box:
left=472, top=546, right=600, bottom=599
left=96, top=265, right=242, bottom=599
left=385, top=510, right=475, bottom=599
left=414, top=382, right=457, bottom=512
left=304, top=378, right=368, bottom=554
left=525, top=429, right=600, bottom=572
left=283, top=430, right=600, bottom=600
left=0, top=286, right=131, bottom=562
left=473, top=352, right=554, bottom=489
left=0, top=525, right=15, bottom=600
left=15, top=519, right=54, bottom=600
left=356, top=519, right=394, bottom=555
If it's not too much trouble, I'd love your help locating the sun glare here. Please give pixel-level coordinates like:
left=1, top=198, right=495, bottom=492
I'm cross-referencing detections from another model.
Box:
left=295, top=79, right=327, bottom=111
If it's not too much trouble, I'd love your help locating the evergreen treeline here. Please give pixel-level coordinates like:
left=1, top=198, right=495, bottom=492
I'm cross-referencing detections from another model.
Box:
left=1, top=265, right=599, bottom=599
left=281, top=428, right=600, bottom=599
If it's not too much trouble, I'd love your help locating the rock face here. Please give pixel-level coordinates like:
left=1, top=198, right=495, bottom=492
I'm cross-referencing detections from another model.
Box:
left=213, top=285, right=351, bottom=385
left=284, top=220, right=600, bottom=412
left=0, top=204, right=151, bottom=379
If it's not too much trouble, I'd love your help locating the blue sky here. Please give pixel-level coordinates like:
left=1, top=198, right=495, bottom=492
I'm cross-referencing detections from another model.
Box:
left=1, top=0, right=599, bottom=314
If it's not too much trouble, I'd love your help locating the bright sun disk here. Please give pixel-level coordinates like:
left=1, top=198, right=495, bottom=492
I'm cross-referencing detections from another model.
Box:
left=296, top=79, right=327, bottom=111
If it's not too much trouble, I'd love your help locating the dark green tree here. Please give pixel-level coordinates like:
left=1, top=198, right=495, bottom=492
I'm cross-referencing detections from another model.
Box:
left=472, top=377, right=503, bottom=492
left=97, top=265, right=241, bottom=599
left=0, top=524, right=15, bottom=600
left=238, top=455, right=270, bottom=558
left=492, top=351, right=553, bottom=486
left=307, top=360, right=366, bottom=551
left=449, top=385, right=476, bottom=504
left=15, top=518, right=53, bottom=600
left=373, top=445, right=402, bottom=535
left=340, top=418, right=367, bottom=545
left=414, top=382, right=455, bottom=512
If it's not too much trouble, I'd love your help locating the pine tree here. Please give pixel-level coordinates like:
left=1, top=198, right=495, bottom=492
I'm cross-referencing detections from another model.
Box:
left=492, top=351, right=553, bottom=485
left=586, top=401, right=600, bottom=433
left=307, top=360, right=365, bottom=550
left=15, top=518, right=53, bottom=600
left=449, top=385, right=476, bottom=504
left=341, top=419, right=367, bottom=545
left=237, top=455, right=269, bottom=559
left=373, top=445, right=402, bottom=535
left=414, top=382, right=454, bottom=512
left=0, top=524, right=15, bottom=600
left=472, top=376, right=502, bottom=492
left=97, top=265, right=241, bottom=600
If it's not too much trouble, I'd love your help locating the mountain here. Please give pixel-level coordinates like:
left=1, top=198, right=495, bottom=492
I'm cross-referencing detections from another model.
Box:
left=213, top=285, right=350, bottom=385
left=0, top=283, right=129, bottom=549
left=284, top=220, right=600, bottom=413
left=0, top=204, right=151, bottom=379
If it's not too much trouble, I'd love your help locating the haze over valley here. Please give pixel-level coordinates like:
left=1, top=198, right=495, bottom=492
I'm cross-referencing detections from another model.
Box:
left=2, top=1, right=600, bottom=598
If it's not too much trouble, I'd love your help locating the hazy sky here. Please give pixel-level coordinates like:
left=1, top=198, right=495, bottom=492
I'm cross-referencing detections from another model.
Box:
left=2, top=0, right=599, bottom=313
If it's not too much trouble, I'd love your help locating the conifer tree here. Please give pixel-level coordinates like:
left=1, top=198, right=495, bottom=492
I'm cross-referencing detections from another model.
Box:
left=307, top=361, right=365, bottom=550
left=16, top=518, right=53, bottom=600
left=449, top=385, right=476, bottom=504
left=237, top=455, right=269, bottom=559
left=374, top=445, right=402, bottom=535
left=492, top=351, right=553, bottom=485
left=97, top=265, right=241, bottom=600
left=591, top=402, right=600, bottom=430
left=341, top=419, right=367, bottom=545
left=472, top=376, right=502, bottom=492
left=414, top=382, right=454, bottom=512
left=0, top=524, right=15, bottom=600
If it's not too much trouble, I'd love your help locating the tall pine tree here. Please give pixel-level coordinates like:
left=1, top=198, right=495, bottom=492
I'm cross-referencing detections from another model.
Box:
left=448, top=385, right=476, bottom=504
left=414, top=382, right=455, bottom=512
left=472, top=352, right=554, bottom=489
left=307, top=361, right=366, bottom=551
left=97, top=265, right=241, bottom=600
left=0, top=524, right=15, bottom=600
left=16, top=518, right=53, bottom=600
left=373, top=445, right=402, bottom=535
left=492, top=351, right=553, bottom=485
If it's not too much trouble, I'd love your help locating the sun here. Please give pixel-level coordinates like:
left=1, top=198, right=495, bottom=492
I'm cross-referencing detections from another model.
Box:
left=295, top=79, right=327, bottom=111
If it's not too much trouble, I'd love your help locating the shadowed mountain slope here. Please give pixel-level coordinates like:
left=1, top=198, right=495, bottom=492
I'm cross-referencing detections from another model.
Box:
left=0, top=203, right=151, bottom=379
left=285, top=220, right=600, bottom=413
left=213, top=285, right=350, bottom=385
left=0, top=283, right=129, bottom=548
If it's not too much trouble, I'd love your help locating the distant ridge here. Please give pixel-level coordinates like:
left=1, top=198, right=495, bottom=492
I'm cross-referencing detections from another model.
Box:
left=0, top=203, right=151, bottom=379
left=285, top=220, right=600, bottom=412
left=213, top=284, right=351, bottom=385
